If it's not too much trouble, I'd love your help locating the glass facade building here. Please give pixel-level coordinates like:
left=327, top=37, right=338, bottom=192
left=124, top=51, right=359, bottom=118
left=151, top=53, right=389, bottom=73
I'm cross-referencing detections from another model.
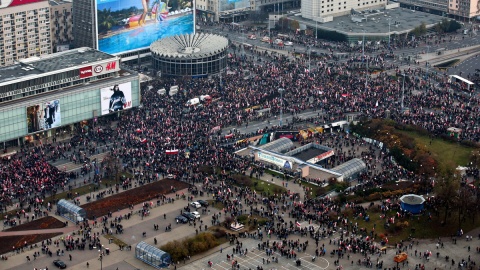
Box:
left=0, top=75, right=140, bottom=146
left=152, top=52, right=227, bottom=77
left=135, top=241, right=171, bottom=268
left=150, top=33, right=228, bottom=77
left=57, top=199, right=87, bottom=222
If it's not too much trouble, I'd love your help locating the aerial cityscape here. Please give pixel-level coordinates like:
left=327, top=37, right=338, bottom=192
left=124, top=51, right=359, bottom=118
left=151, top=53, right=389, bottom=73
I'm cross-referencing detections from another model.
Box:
left=0, top=0, right=479, bottom=269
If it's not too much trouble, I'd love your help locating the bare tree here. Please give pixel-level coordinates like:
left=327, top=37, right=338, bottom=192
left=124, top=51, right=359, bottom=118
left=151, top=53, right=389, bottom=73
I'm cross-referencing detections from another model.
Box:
left=434, top=165, right=460, bottom=225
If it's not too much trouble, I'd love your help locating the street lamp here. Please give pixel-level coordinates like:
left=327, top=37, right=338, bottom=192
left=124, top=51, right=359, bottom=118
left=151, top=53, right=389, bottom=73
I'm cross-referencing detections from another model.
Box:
left=387, top=17, right=392, bottom=49
left=401, top=73, right=406, bottom=110
left=307, top=45, right=311, bottom=71
left=425, top=46, right=430, bottom=79
left=278, top=88, right=285, bottom=126
left=362, top=30, right=368, bottom=90
left=98, top=250, right=103, bottom=270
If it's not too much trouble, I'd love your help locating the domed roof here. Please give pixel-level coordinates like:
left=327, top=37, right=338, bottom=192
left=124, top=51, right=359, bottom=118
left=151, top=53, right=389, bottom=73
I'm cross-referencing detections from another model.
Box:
left=150, top=33, right=229, bottom=59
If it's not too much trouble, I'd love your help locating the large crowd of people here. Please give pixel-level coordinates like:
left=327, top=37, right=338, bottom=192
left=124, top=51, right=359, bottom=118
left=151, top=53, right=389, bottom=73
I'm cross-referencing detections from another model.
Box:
left=0, top=23, right=479, bottom=270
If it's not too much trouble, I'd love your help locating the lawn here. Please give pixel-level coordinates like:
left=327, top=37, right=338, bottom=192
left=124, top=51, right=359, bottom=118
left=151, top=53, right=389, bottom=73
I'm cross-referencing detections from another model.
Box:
left=343, top=207, right=480, bottom=244
left=104, top=234, right=128, bottom=248
left=398, top=130, right=473, bottom=167
left=207, top=200, right=225, bottom=210
left=251, top=178, right=287, bottom=196
left=230, top=174, right=287, bottom=196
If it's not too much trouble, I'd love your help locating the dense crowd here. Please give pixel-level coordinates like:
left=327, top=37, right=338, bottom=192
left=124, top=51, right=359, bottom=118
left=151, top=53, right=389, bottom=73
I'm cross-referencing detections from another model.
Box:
left=0, top=24, right=479, bottom=230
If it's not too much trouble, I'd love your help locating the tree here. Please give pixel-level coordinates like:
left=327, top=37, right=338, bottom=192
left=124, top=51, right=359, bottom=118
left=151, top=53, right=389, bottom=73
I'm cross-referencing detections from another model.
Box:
left=410, top=22, right=427, bottom=37
left=434, top=164, right=460, bottom=225
left=456, top=186, right=476, bottom=229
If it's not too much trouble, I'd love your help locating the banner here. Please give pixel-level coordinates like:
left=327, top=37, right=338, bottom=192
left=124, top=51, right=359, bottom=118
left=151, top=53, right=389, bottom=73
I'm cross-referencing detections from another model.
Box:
left=26, top=100, right=61, bottom=133
left=257, top=152, right=292, bottom=169
left=100, top=82, right=133, bottom=115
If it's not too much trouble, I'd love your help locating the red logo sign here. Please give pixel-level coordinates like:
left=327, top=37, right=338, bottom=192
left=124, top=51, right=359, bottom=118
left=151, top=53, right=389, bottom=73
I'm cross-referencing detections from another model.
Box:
left=79, top=66, right=92, bottom=78
left=105, top=61, right=116, bottom=71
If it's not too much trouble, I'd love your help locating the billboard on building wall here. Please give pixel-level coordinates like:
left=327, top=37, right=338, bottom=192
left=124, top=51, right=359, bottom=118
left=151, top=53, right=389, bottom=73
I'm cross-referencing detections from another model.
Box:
left=219, top=0, right=250, bottom=12
left=100, top=82, right=132, bottom=115
left=96, top=0, right=194, bottom=55
left=257, top=152, right=293, bottom=169
left=26, top=100, right=61, bottom=133
left=0, top=0, right=45, bottom=8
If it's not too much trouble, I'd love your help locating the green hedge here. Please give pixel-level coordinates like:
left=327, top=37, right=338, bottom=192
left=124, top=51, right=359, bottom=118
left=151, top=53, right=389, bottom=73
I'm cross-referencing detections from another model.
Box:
left=161, top=232, right=220, bottom=263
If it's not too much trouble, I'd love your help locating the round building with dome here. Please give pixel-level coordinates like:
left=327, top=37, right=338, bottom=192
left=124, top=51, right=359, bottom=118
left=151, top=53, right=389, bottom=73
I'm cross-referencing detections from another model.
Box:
left=150, top=33, right=229, bottom=77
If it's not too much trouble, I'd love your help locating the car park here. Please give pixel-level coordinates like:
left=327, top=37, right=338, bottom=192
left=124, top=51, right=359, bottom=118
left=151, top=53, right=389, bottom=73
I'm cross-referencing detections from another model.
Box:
left=53, top=260, right=67, bottom=269
left=182, top=212, right=196, bottom=221
left=190, top=202, right=201, bottom=209
left=191, top=211, right=201, bottom=219
left=175, top=215, right=188, bottom=223
left=197, top=200, right=209, bottom=207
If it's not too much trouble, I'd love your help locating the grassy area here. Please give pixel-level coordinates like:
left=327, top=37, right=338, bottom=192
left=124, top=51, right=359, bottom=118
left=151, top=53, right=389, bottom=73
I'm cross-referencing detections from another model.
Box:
left=264, top=169, right=292, bottom=180
left=207, top=200, right=225, bottom=210
left=251, top=178, right=287, bottom=196
left=45, top=184, right=96, bottom=204
left=301, top=180, right=349, bottom=197
left=342, top=207, right=480, bottom=244
left=398, top=130, right=473, bottom=167
left=434, top=59, right=460, bottom=70
left=103, top=234, right=128, bottom=248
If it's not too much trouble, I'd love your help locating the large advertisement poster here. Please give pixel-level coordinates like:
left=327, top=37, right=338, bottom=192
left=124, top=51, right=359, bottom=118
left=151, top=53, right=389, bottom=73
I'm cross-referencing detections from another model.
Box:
left=100, top=82, right=133, bottom=115
left=96, top=0, right=194, bottom=55
left=219, top=0, right=250, bottom=12
left=26, top=100, right=61, bottom=133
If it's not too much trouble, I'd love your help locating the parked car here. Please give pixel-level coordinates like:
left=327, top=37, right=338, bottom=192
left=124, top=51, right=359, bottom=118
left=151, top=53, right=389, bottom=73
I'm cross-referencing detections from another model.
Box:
left=175, top=215, right=188, bottom=223
left=197, top=200, right=209, bottom=207
left=262, top=36, right=271, bottom=43
left=191, top=211, right=201, bottom=219
left=53, top=260, right=67, bottom=269
left=190, top=202, right=201, bottom=209
left=248, top=34, right=257, bottom=40
left=182, top=212, right=196, bottom=221
left=284, top=41, right=293, bottom=46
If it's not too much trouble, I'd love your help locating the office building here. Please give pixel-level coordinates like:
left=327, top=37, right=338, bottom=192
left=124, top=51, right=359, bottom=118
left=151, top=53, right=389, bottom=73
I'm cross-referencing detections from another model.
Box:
left=72, top=0, right=95, bottom=49
left=0, top=47, right=140, bottom=147
left=302, top=0, right=389, bottom=21
left=0, top=0, right=51, bottom=67
left=49, top=0, right=73, bottom=52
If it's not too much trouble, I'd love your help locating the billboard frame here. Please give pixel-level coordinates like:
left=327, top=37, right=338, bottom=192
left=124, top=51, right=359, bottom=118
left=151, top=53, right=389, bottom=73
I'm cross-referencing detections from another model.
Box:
left=94, top=0, right=196, bottom=55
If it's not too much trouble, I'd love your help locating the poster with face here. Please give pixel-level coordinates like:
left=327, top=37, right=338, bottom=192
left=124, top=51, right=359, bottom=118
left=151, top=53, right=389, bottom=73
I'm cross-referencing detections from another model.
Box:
left=26, top=100, right=61, bottom=133
left=100, top=82, right=132, bottom=115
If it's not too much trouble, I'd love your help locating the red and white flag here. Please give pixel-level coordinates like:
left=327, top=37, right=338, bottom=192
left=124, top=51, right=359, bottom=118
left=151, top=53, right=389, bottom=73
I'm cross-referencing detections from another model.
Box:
left=166, top=149, right=179, bottom=155
left=295, top=221, right=301, bottom=227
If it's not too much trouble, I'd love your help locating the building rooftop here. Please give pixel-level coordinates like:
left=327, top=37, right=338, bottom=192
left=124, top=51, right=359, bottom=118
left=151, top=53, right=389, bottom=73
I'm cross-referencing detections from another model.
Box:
left=291, top=7, right=446, bottom=35
left=49, top=0, right=72, bottom=6
left=0, top=48, right=116, bottom=84
left=150, top=33, right=229, bottom=59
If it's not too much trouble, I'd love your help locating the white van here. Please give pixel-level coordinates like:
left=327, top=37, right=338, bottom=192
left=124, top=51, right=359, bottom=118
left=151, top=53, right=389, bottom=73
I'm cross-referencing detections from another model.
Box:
left=185, top=98, right=200, bottom=106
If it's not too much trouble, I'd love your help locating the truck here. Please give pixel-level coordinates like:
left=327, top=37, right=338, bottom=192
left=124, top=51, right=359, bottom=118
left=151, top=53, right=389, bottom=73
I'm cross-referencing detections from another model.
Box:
left=185, top=95, right=212, bottom=106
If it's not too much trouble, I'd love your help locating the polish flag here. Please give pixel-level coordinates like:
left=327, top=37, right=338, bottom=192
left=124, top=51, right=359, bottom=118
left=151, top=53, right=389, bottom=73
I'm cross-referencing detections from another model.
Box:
left=141, top=138, right=147, bottom=143
left=295, top=221, right=301, bottom=227
left=136, top=128, right=142, bottom=133
left=166, top=149, right=179, bottom=155
left=225, top=133, right=234, bottom=139
left=227, top=188, right=231, bottom=193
